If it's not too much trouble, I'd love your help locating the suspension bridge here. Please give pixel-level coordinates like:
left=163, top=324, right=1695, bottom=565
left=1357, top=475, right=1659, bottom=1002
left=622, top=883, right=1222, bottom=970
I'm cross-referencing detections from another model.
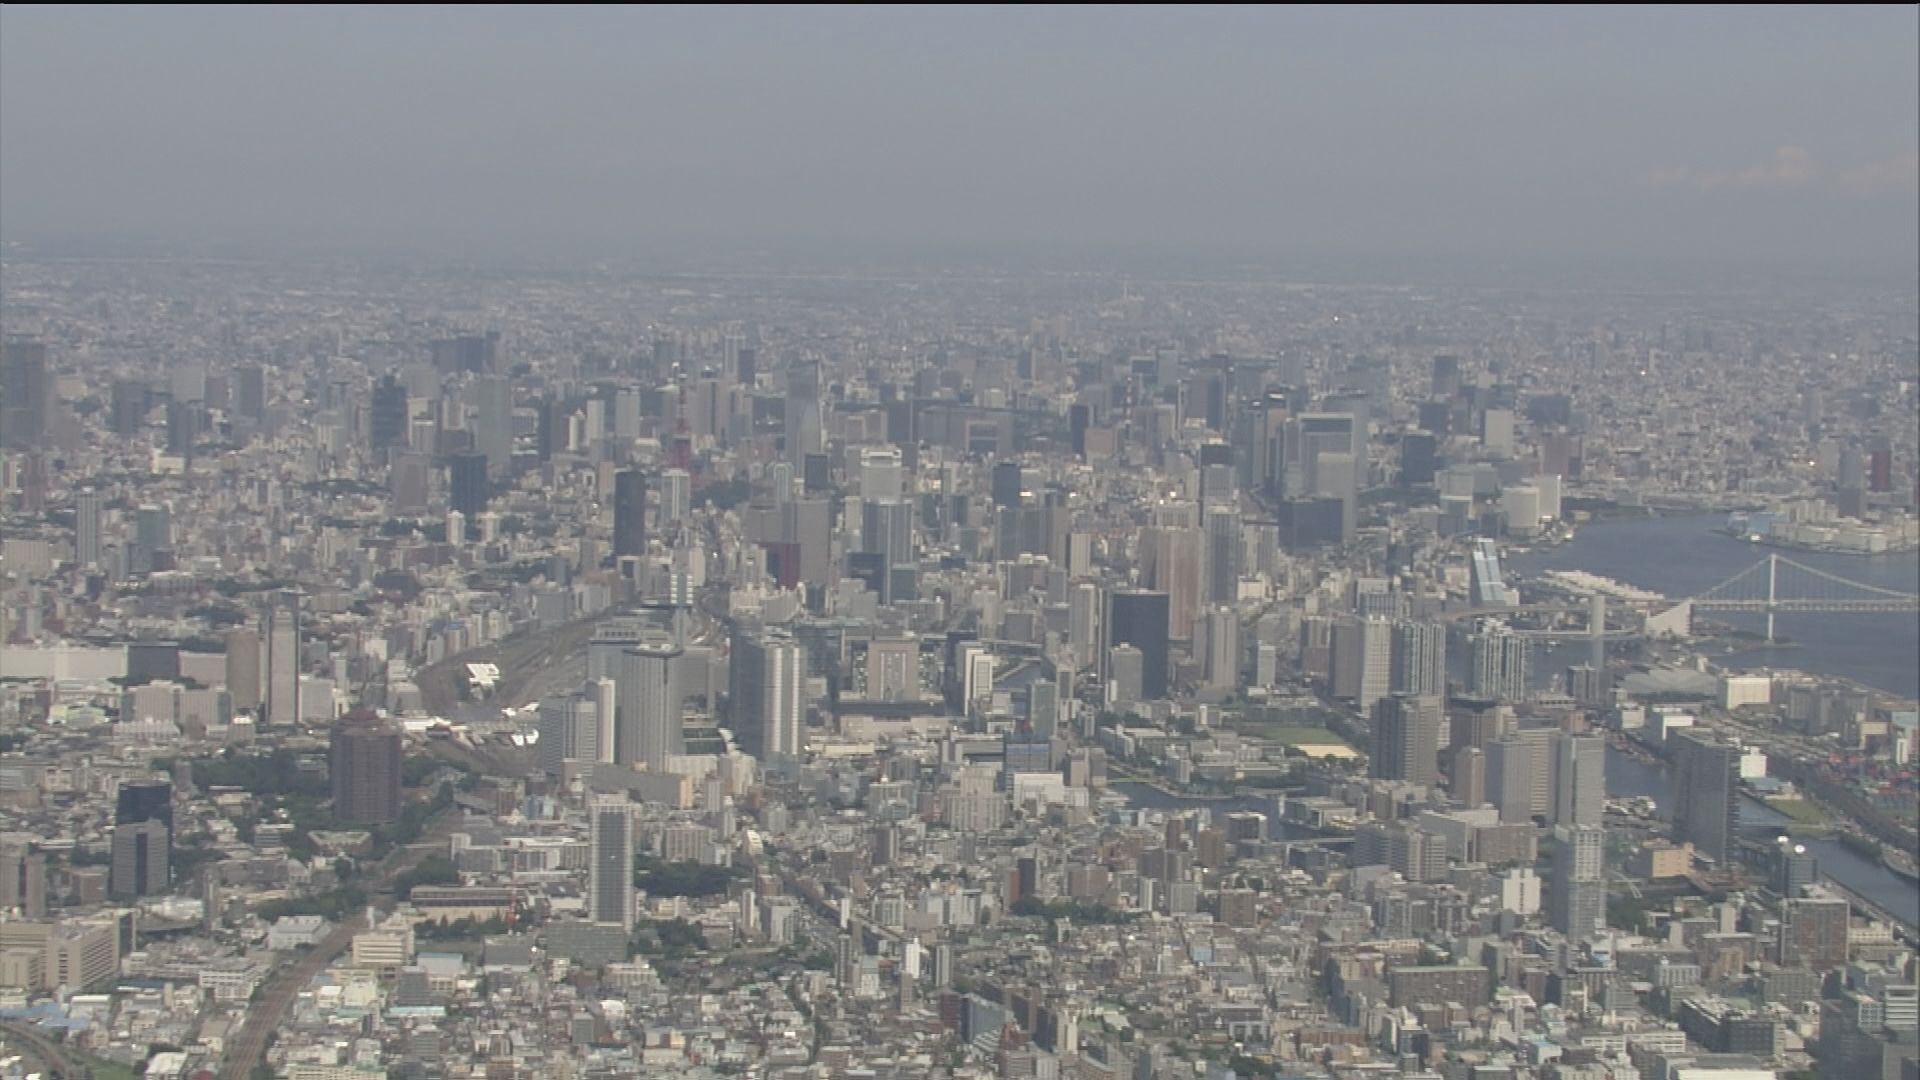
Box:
left=1682, top=553, right=1920, bottom=643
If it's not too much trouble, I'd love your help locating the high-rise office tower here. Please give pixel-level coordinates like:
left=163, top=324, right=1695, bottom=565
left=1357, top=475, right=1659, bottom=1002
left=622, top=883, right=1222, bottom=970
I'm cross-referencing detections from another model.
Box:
left=447, top=450, right=490, bottom=517
left=117, top=779, right=173, bottom=833
left=863, top=447, right=907, bottom=502
left=1106, top=590, right=1170, bottom=701
left=132, top=503, right=172, bottom=575
left=1551, top=733, right=1606, bottom=827
left=234, top=365, right=266, bottom=421
left=1775, top=842, right=1819, bottom=898
left=432, top=332, right=500, bottom=376
left=1390, top=619, right=1447, bottom=697
left=165, top=399, right=199, bottom=457
left=1068, top=582, right=1102, bottom=670
left=617, top=642, right=684, bottom=772
left=1331, top=616, right=1394, bottom=714
left=1778, top=896, right=1850, bottom=971
left=1468, top=540, right=1518, bottom=608
left=613, top=470, right=648, bottom=557
left=588, top=796, right=636, bottom=930
left=1108, top=644, right=1144, bottom=705
left=1203, top=505, right=1241, bottom=607
left=110, top=379, right=149, bottom=436
left=1370, top=694, right=1442, bottom=788
left=2, top=339, right=51, bottom=449
left=370, top=374, right=410, bottom=450
left=1549, top=824, right=1606, bottom=940
left=1139, top=526, right=1204, bottom=643
left=593, top=677, right=617, bottom=763
left=225, top=627, right=261, bottom=713
left=1400, top=431, right=1439, bottom=486
left=860, top=498, right=914, bottom=570
left=0, top=839, right=47, bottom=917
left=330, top=717, right=403, bottom=825
left=990, top=461, right=1023, bottom=509
left=467, top=375, right=513, bottom=477
left=537, top=692, right=602, bottom=776
left=266, top=598, right=302, bottom=727
left=75, top=490, right=104, bottom=569
left=111, top=820, right=170, bottom=898
left=1672, top=730, right=1740, bottom=863
left=1471, top=623, right=1531, bottom=701
left=1450, top=746, right=1487, bottom=808
left=1197, top=607, right=1241, bottom=693
left=730, top=628, right=807, bottom=762
left=1294, top=413, right=1361, bottom=542
left=660, top=468, right=691, bottom=526
left=1487, top=736, right=1542, bottom=824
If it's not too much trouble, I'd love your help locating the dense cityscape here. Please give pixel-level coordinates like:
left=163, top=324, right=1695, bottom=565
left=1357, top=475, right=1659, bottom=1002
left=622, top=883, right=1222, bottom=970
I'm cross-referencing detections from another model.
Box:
left=4, top=7, right=1920, bottom=1080
left=0, top=252, right=1913, bottom=1080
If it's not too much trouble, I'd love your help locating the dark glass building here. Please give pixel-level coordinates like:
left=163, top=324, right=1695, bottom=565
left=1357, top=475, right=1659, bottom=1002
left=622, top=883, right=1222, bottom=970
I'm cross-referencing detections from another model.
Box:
left=447, top=451, right=490, bottom=517
left=330, top=718, right=403, bottom=825
left=614, top=469, right=648, bottom=557
left=1107, top=589, right=1170, bottom=701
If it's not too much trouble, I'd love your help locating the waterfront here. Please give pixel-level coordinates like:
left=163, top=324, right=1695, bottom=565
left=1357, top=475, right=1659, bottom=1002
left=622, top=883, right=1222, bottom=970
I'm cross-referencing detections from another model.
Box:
left=1607, top=746, right=1919, bottom=928
left=1511, top=513, right=1920, bottom=699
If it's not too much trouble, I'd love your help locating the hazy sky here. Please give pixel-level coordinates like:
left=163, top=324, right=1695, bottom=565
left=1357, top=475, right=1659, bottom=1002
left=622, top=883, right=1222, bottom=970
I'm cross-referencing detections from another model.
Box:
left=3, top=6, right=1916, bottom=272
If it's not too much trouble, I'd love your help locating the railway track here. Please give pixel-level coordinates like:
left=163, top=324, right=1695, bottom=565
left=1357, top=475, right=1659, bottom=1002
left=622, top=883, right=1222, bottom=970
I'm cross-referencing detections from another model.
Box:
left=0, top=1020, right=90, bottom=1080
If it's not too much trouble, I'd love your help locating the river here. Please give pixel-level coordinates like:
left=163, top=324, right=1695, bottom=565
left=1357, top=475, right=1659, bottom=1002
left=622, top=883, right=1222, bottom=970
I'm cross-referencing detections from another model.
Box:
left=1512, top=513, right=1918, bottom=921
left=1508, top=513, right=1920, bottom=699
left=1607, top=746, right=1917, bottom=928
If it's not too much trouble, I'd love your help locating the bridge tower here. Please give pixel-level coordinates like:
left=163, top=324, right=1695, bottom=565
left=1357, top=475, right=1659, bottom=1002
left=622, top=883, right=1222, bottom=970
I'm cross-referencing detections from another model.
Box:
left=1766, top=554, right=1778, bottom=644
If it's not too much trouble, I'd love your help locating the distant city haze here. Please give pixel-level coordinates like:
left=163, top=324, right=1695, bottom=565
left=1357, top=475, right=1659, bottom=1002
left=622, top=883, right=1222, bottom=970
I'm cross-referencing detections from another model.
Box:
left=3, top=6, right=1917, bottom=276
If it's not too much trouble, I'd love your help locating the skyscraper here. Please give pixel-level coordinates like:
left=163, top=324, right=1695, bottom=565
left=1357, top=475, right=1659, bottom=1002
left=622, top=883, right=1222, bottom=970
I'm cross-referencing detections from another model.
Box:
left=1551, top=733, right=1606, bottom=827
left=1471, top=623, right=1531, bottom=701
left=225, top=627, right=262, bottom=714
left=860, top=498, right=914, bottom=571
left=116, top=780, right=174, bottom=841
left=1196, top=607, right=1241, bottom=693
left=234, top=365, right=266, bottom=422
left=1487, top=735, right=1542, bottom=824
left=990, top=460, right=1022, bottom=508
left=1390, top=619, right=1447, bottom=697
left=467, top=374, right=513, bottom=477
left=266, top=599, right=301, bottom=727
left=330, top=717, right=403, bottom=825
left=537, top=692, right=602, bottom=776
left=1332, top=616, right=1394, bottom=714
left=1371, top=694, right=1442, bottom=788
left=864, top=447, right=907, bottom=502
left=1779, top=896, right=1850, bottom=971
left=2, top=339, right=51, bottom=450
left=1673, top=730, right=1740, bottom=863
left=1203, top=505, right=1241, bottom=606
left=730, top=628, right=807, bottom=763
left=617, top=641, right=683, bottom=771
left=1138, top=526, right=1204, bottom=643
left=0, top=839, right=47, bottom=917
left=75, top=489, right=104, bottom=569
left=111, top=820, right=170, bottom=899
left=613, top=470, right=648, bottom=558
left=370, top=374, right=410, bottom=450
left=447, top=451, right=490, bottom=517
left=588, top=795, right=636, bottom=930
left=1106, top=590, right=1170, bottom=701
left=1549, top=824, right=1606, bottom=941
